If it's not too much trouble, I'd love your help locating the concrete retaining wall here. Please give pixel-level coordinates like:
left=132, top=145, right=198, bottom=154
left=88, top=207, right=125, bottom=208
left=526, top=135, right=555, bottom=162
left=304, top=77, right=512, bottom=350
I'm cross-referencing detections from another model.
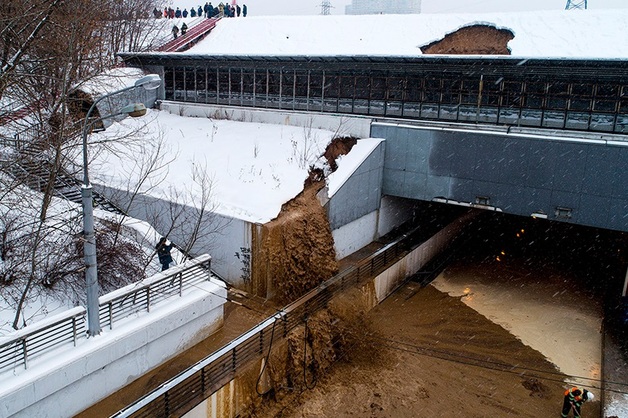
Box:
left=372, top=213, right=471, bottom=304
left=332, top=210, right=379, bottom=259
left=96, top=184, right=254, bottom=287
left=160, top=101, right=372, bottom=139
left=0, top=280, right=227, bottom=418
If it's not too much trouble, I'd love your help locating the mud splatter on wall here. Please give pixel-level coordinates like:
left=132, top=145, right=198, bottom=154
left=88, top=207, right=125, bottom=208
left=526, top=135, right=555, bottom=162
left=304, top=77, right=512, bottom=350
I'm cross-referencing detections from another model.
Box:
left=252, top=180, right=339, bottom=304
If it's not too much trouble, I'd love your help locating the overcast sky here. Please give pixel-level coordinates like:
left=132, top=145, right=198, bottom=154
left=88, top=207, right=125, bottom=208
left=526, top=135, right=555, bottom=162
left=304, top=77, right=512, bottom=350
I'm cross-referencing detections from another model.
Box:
left=172, top=0, right=628, bottom=16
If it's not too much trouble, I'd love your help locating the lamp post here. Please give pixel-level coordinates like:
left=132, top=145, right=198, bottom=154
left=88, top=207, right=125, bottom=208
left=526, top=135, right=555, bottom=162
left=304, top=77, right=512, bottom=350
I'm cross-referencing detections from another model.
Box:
left=82, top=74, right=161, bottom=336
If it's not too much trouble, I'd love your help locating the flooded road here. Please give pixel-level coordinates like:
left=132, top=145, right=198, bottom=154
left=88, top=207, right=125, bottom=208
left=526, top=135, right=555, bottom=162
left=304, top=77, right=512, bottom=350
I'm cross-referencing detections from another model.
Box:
left=432, top=212, right=628, bottom=415
left=433, top=258, right=602, bottom=385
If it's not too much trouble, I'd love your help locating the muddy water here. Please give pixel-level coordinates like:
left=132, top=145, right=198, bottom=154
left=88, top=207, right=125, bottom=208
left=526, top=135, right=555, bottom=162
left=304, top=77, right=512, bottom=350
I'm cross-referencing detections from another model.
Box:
left=434, top=213, right=627, bottom=386
left=432, top=258, right=603, bottom=385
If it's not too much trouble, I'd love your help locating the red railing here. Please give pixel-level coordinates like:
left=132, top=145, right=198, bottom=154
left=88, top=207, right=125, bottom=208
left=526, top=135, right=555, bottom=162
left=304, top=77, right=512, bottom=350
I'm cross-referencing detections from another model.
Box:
left=157, top=17, right=221, bottom=53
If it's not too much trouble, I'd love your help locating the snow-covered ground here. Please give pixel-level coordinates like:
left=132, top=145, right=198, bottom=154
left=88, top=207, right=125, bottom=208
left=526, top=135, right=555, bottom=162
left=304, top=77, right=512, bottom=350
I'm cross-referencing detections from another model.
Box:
left=89, top=109, right=339, bottom=224
left=0, top=184, right=183, bottom=335
left=176, top=10, right=628, bottom=58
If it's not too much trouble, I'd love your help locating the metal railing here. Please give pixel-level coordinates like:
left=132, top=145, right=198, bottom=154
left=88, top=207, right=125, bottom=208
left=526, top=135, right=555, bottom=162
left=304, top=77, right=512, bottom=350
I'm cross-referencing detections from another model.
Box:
left=99, top=255, right=211, bottom=330
left=0, top=255, right=212, bottom=376
left=111, top=213, right=469, bottom=418
left=0, top=307, right=87, bottom=374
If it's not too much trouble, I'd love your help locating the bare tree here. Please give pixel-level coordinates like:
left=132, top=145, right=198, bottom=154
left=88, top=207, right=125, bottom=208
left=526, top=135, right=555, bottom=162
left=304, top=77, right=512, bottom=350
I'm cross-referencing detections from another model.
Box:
left=106, top=0, right=170, bottom=55
left=0, top=0, right=168, bottom=330
left=136, top=158, right=230, bottom=269
left=0, top=0, right=65, bottom=101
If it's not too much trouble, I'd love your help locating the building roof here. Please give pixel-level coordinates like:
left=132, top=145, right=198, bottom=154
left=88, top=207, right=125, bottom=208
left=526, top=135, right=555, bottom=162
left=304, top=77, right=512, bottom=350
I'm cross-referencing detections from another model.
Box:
left=169, top=10, right=628, bottom=59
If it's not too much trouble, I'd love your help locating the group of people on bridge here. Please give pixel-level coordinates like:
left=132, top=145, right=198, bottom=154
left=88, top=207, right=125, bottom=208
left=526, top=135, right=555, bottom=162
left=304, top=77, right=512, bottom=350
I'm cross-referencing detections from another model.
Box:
left=155, top=1, right=248, bottom=40
left=154, top=2, right=247, bottom=21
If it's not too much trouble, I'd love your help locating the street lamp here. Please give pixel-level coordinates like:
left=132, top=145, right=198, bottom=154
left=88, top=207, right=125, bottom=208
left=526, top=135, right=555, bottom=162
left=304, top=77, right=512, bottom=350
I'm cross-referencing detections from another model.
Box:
left=82, top=74, right=161, bottom=336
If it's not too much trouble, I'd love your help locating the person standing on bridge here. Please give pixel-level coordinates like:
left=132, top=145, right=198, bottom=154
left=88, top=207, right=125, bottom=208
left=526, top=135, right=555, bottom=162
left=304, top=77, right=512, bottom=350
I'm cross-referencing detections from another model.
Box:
left=181, top=22, right=188, bottom=36
left=561, top=386, right=594, bottom=418
left=156, top=237, right=174, bottom=271
left=171, top=24, right=179, bottom=39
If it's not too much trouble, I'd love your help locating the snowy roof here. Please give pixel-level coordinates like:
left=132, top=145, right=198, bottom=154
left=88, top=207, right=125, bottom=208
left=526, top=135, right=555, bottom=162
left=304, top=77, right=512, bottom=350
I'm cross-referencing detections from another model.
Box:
left=76, top=67, right=147, bottom=97
left=179, top=10, right=628, bottom=59
left=89, top=110, right=337, bottom=224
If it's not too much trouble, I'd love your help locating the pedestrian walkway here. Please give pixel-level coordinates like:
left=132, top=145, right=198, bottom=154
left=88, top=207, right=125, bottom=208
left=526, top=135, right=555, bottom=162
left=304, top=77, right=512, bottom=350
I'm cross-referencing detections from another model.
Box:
left=158, top=17, right=221, bottom=52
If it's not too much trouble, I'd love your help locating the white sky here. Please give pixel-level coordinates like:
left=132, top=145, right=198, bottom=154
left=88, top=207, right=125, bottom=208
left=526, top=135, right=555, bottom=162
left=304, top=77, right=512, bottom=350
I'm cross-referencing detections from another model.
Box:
left=167, top=0, right=628, bottom=16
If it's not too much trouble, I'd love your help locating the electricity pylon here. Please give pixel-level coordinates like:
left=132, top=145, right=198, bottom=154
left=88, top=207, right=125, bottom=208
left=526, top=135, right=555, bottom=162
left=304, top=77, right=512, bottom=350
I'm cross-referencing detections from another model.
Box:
left=320, top=0, right=333, bottom=15
left=565, top=0, right=587, bottom=9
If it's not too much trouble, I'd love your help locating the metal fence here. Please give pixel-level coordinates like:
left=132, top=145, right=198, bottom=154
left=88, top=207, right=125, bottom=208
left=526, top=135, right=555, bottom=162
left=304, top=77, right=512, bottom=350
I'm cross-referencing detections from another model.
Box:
left=153, top=58, right=628, bottom=135
left=0, top=255, right=212, bottom=376
left=112, top=232, right=423, bottom=418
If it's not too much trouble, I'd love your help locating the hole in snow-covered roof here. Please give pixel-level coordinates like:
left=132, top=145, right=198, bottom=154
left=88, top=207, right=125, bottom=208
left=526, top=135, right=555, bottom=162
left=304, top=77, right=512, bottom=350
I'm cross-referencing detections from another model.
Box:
left=420, top=24, right=515, bottom=56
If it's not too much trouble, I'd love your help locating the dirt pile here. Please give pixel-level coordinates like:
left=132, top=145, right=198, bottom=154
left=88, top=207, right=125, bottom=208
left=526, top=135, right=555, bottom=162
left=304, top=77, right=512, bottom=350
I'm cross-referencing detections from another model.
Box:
left=255, top=179, right=338, bottom=305
left=242, top=288, right=390, bottom=417
left=323, top=136, right=358, bottom=172
left=251, top=136, right=358, bottom=302
left=421, top=24, right=514, bottom=55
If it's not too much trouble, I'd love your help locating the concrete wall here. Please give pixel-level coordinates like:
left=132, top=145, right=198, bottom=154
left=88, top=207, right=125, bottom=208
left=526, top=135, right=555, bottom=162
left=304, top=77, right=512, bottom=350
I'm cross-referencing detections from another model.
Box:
left=331, top=195, right=423, bottom=260
left=377, top=195, right=422, bottom=238
left=1, top=278, right=227, bottom=418
left=371, top=213, right=471, bottom=303
left=160, top=101, right=372, bottom=139
left=185, top=380, right=239, bottom=418
left=97, top=185, right=253, bottom=287
left=326, top=141, right=385, bottom=231
left=332, top=210, right=379, bottom=259
left=374, top=122, right=628, bottom=232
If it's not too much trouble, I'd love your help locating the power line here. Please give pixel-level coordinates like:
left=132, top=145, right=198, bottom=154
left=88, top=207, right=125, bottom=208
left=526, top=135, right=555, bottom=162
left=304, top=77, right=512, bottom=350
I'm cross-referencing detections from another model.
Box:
left=319, top=0, right=333, bottom=15
left=565, top=0, right=588, bottom=10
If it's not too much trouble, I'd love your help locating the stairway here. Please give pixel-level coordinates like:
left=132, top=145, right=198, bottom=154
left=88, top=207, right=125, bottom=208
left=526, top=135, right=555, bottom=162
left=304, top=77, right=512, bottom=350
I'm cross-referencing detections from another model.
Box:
left=10, top=143, right=125, bottom=215
left=157, top=17, right=221, bottom=52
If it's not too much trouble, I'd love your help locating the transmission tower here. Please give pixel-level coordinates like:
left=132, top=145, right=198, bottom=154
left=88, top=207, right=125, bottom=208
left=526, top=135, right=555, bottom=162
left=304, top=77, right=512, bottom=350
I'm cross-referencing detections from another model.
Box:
left=565, top=0, right=587, bottom=9
left=320, top=0, right=333, bottom=15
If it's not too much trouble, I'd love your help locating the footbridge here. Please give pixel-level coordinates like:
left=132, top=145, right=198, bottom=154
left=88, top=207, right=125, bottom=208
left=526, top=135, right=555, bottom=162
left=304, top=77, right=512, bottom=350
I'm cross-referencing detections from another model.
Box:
left=157, top=17, right=221, bottom=53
